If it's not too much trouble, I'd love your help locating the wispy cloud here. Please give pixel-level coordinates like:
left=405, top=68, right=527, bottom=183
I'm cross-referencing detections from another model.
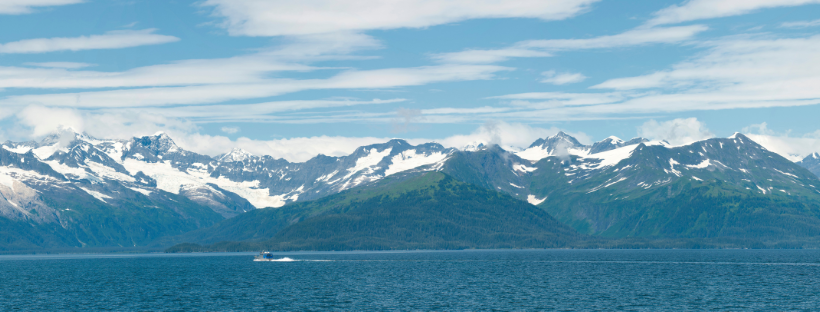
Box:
left=201, top=0, right=599, bottom=37
left=0, top=32, right=380, bottom=90
left=646, top=0, right=820, bottom=26
left=108, top=99, right=408, bottom=122
left=0, top=29, right=178, bottom=54
left=23, top=62, right=94, bottom=69
left=2, top=65, right=510, bottom=108
left=638, top=118, right=713, bottom=145
left=781, top=19, right=820, bottom=28
left=432, top=25, right=707, bottom=64
left=464, top=34, right=820, bottom=122
left=539, top=71, right=587, bottom=85
left=220, top=126, right=240, bottom=134
left=0, top=0, right=82, bottom=14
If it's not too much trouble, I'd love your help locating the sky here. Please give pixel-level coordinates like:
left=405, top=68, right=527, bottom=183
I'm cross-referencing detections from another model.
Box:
left=2, top=0, right=820, bottom=162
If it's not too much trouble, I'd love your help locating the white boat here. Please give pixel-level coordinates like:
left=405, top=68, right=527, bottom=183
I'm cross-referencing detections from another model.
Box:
left=254, top=251, right=276, bottom=261
left=254, top=252, right=296, bottom=262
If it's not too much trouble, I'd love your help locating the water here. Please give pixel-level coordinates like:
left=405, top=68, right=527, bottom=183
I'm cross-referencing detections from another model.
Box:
left=2, top=249, right=820, bottom=310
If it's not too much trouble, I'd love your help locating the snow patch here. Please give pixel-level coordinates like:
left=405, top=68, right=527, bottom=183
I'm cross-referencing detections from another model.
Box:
left=667, top=159, right=682, bottom=176
left=686, top=159, right=710, bottom=169
left=128, top=187, right=152, bottom=196
left=345, top=148, right=392, bottom=179
left=86, top=161, right=136, bottom=183
left=122, top=159, right=290, bottom=208
left=527, top=195, right=546, bottom=205
left=385, top=150, right=449, bottom=176
left=582, top=144, right=640, bottom=169
left=774, top=168, right=798, bottom=178
left=315, top=170, right=339, bottom=183
left=33, top=144, right=67, bottom=159
left=588, top=177, right=628, bottom=193
left=3, top=145, right=32, bottom=154
left=512, top=163, right=537, bottom=173
left=79, top=187, right=112, bottom=203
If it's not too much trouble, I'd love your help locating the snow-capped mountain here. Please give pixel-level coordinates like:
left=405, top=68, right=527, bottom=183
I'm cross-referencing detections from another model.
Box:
left=2, top=128, right=819, bottom=250
left=217, top=148, right=256, bottom=163
left=799, top=152, right=820, bottom=178
left=0, top=132, right=455, bottom=219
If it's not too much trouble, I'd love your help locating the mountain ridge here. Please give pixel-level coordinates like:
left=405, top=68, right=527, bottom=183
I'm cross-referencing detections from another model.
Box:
left=1, top=128, right=819, bottom=250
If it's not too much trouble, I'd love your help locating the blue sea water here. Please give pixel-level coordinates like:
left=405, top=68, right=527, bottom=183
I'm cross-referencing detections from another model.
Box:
left=1, top=249, right=820, bottom=311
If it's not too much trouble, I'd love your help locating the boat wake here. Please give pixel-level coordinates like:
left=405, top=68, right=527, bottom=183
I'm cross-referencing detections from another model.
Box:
left=254, top=256, right=332, bottom=262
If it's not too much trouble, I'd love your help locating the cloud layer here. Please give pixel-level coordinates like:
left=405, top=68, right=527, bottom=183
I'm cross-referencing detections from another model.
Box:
left=0, top=29, right=179, bottom=54
left=647, top=0, right=820, bottom=26
left=0, top=0, right=82, bottom=14
left=202, top=0, right=599, bottom=36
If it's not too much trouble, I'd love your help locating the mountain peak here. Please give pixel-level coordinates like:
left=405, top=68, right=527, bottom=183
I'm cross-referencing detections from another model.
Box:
left=462, top=141, right=486, bottom=151
left=385, top=139, right=410, bottom=147
left=134, top=132, right=180, bottom=154
left=218, top=148, right=254, bottom=162
left=552, top=131, right=573, bottom=139
left=728, top=132, right=746, bottom=139
left=604, top=136, right=624, bottom=144
left=529, top=132, right=584, bottom=149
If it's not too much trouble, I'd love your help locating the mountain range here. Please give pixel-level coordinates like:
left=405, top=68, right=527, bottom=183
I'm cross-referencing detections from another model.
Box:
left=1, top=128, right=820, bottom=251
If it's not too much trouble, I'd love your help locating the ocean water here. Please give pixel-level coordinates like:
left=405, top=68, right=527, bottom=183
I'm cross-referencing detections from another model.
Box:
left=2, top=249, right=820, bottom=311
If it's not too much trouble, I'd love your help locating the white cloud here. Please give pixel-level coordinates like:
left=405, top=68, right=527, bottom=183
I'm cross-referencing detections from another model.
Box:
left=0, top=56, right=313, bottom=90
left=11, top=105, right=820, bottom=164
left=540, top=70, right=587, bottom=85
left=0, top=0, right=82, bottom=14
left=436, top=121, right=591, bottom=150
left=202, top=0, right=599, bottom=37
left=744, top=133, right=820, bottom=161
left=13, top=106, right=199, bottom=140
left=0, top=29, right=179, bottom=54
left=105, top=98, right=407, bottom=123
left=637, top=118, right=714, bottom=145
left=14, top=105, right=391, bottom=161
left=805, top=129, right=820, bottom=139
left=8, top=106, right=593, bottom=162
left=24, top=62, right=94, bottom=69
left=16, top=106, right=86, bottom=137
left=221, top=127, right=240, bottom=134
left=432, top=49, right=551, bottom=64
left=742, top=122, right=776, bottom=136
left=781, top=19, right=820, bottom=28
left=738, top=122, right=820, bottom=161
left=489, top=92, right=626, bottom=107
left=0, top=32, right=383, bottom=92
left=3, top=65, right=509, bottom=108
left=432, top=25, right=707, bottom=63
left=566, top=34, right=820, bottom=115
left=646, top=0, right=820, bottom=26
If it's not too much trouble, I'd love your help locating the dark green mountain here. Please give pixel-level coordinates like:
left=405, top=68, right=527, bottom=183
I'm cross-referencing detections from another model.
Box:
left=165, top=172, right=580, bottom=251
left=424, top=134, right=820, bottom=243
left=527, top=135, right=820, bottom=240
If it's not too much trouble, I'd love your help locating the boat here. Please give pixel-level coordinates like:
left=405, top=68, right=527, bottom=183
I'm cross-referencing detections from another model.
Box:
left=254, top=251, right=276, bottom=261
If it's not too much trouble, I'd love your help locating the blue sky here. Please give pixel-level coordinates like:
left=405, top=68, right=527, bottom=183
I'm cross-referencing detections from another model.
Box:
left=2, top=0, right=820, bottom=161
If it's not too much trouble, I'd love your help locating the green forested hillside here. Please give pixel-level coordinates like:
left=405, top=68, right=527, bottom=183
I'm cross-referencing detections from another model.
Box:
left=534, top=137, right=820, bottom=240
left=0, top=187, right=224, bottom=251
left=542, top=179, right=820, bottom=239
left=166, top=172, right=580, bottom=251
